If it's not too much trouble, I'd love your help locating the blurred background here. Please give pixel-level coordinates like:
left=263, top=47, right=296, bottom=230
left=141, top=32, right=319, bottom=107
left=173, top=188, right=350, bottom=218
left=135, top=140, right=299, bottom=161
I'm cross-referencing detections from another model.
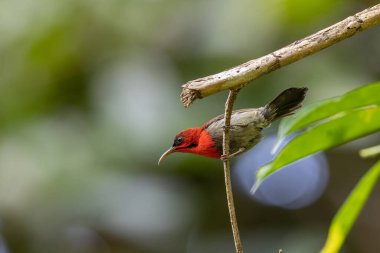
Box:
left=0, top=0, right=379, bottom=252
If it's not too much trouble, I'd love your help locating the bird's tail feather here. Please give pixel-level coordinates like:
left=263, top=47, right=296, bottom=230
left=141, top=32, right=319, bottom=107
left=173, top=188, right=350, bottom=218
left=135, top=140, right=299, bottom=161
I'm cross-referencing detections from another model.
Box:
left=263, top=87, right=308, bottom=122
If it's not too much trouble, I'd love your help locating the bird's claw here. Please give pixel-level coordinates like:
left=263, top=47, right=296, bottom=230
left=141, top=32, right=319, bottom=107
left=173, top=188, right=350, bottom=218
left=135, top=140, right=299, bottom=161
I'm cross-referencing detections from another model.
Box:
left=220, top=147, right=246, bottom=161
left=220, top=154, right=231, bottom=161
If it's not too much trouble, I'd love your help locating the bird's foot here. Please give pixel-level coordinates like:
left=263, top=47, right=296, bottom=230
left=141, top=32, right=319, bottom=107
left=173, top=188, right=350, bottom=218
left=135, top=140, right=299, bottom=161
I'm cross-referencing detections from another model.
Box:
left=220, top=154, right=229, bottom=162
left=220, top=147, right=246, bottom=161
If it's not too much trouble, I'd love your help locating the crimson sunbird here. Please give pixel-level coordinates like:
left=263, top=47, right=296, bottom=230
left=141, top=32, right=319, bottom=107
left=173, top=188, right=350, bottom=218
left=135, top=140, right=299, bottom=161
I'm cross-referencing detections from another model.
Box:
left=159, top=87, right=307, bottom=164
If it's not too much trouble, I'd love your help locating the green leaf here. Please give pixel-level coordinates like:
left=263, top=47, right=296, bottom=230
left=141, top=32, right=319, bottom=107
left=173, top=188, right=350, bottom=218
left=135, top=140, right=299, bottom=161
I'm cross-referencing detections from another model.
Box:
left=320, top=160, right=380, bottom=253
left=254, top=105, right=380, bottom=190
left=359, top=144, right=380, bottom=159
left=278, top=82, right=380, bottom=139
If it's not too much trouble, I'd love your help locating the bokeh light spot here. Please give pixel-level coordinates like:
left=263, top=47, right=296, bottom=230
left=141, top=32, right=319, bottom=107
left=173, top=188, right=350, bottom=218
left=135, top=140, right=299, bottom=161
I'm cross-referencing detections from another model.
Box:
left=234, top=134, right=329, bottom=209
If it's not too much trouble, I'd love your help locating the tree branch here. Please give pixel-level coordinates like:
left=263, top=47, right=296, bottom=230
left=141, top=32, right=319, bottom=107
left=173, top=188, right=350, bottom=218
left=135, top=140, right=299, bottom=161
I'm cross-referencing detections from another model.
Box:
left=222, top=89, right=243, bottom=253
left=181, top=4, right=380, bottom=107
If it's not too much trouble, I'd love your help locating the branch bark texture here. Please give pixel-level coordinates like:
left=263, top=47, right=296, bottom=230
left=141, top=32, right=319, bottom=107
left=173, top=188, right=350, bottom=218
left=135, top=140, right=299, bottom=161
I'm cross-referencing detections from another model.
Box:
left=181, top=4, right=380, bottom=107
left=222, top=89, right=243, bottom=253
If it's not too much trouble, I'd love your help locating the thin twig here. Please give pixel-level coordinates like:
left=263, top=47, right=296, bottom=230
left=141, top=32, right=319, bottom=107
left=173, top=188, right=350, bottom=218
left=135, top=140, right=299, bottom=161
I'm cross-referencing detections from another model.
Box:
left=181, top=4, right=380, bottom=107
left=223, top=89, right=243, bottom=253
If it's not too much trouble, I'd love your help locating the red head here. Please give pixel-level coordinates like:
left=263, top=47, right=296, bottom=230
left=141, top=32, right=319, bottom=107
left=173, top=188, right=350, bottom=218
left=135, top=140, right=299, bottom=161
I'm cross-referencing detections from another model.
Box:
left=158, top=127, right=220, bottom=165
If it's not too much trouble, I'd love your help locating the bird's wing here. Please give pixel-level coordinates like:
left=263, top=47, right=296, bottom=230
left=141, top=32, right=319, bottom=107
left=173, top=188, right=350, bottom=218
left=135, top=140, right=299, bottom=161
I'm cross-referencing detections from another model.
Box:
left=204, top=108, right=266, bottom=130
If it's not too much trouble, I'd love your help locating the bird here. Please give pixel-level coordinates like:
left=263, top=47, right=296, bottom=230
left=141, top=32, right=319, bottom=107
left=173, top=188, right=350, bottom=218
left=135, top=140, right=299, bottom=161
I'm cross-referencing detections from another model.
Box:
left=158, top=87, right=308, bottom=165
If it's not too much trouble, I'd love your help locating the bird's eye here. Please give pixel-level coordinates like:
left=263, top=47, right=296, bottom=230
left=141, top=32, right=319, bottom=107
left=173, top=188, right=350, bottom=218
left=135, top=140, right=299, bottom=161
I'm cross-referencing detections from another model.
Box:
left=173, top=136, right=183, bottom=146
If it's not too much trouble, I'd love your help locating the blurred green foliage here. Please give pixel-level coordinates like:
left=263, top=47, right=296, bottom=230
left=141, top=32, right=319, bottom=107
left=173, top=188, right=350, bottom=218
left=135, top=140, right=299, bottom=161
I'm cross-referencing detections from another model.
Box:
left=278, top=82, right=380, bottom=139
left=256, top=82, right=380, bottom=187
left=321, top=160, right=380, bottom=253
left=255, top=83, right=380, bottom=252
